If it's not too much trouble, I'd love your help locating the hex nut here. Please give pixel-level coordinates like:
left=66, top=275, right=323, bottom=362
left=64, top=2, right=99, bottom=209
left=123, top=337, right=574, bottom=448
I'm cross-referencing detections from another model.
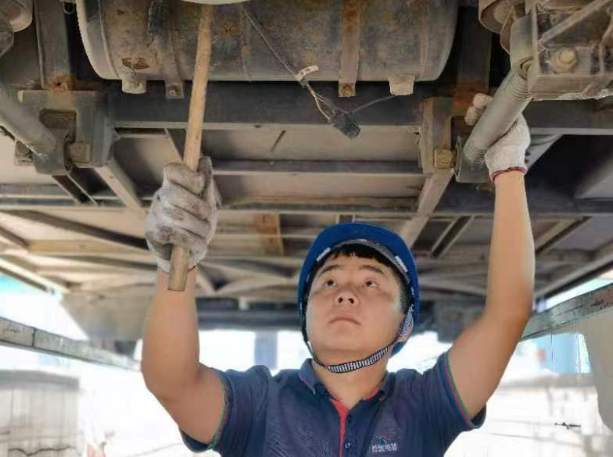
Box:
left=552, top=47, right=578, bottom=73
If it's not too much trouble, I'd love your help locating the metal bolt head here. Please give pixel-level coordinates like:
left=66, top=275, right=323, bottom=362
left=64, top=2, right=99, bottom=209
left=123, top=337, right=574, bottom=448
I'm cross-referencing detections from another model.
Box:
left=434, top=148, right=456, bottom=169
left=168, top=86, right=179, bottom=97
left=553, top=47, right=578, bottom=73
left=340, top=84, right=355, bottom=97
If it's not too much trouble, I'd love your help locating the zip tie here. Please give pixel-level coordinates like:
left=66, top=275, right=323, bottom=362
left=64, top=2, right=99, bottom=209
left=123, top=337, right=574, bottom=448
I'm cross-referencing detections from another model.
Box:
left=295, top=65, right=319, bottom=82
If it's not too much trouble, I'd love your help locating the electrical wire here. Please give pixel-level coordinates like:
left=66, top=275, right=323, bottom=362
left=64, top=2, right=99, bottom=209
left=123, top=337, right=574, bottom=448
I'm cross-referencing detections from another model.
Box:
left=239, top=5, right=402, bottom=130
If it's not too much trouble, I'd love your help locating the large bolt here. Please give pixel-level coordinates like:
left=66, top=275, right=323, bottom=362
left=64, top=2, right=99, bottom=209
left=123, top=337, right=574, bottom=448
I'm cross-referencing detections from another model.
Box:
left=340, top=84, right=355, bottom=97
left=434, top=148, right=456, bottom=169
left=552, top=47, right=578, bottom=73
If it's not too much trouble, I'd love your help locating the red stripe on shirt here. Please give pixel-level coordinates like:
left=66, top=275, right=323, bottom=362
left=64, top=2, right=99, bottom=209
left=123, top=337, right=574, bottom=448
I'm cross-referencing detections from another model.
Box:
left=331, top=398, right=348, bottom=457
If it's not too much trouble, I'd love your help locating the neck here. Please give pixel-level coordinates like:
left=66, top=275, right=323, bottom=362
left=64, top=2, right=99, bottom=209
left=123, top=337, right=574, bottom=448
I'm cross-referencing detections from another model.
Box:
left=311, top=354, right=389, bottom=410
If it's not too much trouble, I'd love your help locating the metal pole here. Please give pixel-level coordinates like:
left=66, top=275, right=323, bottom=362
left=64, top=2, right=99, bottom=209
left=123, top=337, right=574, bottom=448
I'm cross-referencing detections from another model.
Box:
left=0, top=81, right=57, bottom=154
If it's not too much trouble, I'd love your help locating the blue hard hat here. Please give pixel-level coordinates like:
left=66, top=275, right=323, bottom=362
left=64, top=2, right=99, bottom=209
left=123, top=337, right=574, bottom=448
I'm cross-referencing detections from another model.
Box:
left=297, top=222, right=420, bottom=355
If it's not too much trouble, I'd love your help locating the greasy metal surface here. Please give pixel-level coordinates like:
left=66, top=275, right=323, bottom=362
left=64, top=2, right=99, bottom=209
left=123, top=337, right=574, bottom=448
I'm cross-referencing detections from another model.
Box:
left=148, top=0, right=185, bottom=99
left=76, top=0, right=458, bottom=83
left=338, top=0, right=362, bottom=97
left=453, top=7, right=492, bottom=115
left=34, top=0, right=74, bottom=92
left=19, top=90, right=117, bottom=168
left=457, top=70, right=532, bottom=182
left=521, top=0, right=613, bottom=100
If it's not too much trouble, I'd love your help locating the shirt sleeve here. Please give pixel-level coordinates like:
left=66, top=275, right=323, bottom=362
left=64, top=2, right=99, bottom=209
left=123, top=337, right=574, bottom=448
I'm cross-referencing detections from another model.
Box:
left=418, top=350, right=487, bottom=451
left=179, top=365, right=270, bottom=455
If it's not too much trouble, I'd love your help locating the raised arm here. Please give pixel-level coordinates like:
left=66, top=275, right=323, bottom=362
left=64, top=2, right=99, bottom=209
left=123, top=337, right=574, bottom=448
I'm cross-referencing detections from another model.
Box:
left=141, top=162, right=223, bottom=444
left=448, top=95, right=535, bottom=419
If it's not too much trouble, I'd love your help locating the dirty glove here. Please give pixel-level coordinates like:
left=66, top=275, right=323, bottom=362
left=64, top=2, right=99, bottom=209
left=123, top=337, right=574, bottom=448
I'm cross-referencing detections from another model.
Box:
left=145, top=159, right=218, bottom=273
left=465, top=93, right=530, bottom=182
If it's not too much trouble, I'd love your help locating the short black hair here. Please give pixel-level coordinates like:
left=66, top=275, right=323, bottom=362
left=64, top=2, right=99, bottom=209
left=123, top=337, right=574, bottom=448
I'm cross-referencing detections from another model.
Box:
left=306, top=243, right=409, bottom=313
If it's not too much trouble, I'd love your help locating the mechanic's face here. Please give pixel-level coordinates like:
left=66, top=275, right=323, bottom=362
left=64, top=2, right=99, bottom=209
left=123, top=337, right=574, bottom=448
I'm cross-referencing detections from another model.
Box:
left=305, top=254, right=407, bottom=363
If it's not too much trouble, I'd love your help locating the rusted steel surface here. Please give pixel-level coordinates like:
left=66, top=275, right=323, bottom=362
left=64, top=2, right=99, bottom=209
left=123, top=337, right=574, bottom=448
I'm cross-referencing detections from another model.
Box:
left=34, top=0, right=74, bottom=91
left=338, top=0, right=362, bottom=97
left=148, top=0, right=185, bottom=99
left=76, top=0, right=458, bottom=84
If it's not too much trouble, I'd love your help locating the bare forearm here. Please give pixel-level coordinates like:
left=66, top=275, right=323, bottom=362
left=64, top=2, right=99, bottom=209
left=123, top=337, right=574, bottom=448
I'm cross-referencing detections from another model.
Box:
left=486, top=171, right=535, bottom=321
left=141, top=268, right=200, bottom=399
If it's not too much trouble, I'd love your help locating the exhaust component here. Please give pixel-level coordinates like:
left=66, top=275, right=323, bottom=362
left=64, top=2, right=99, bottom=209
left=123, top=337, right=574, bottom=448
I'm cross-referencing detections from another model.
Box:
left=456, top=70, right=533, bottom=183
left=464, top=70, right=532, bottom=164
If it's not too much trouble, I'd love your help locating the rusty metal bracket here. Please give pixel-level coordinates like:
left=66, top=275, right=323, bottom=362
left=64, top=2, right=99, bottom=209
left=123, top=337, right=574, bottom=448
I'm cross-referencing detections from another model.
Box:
left=539, top=0, right=613, bottom=46
left=339, top=0, right=363, bottom=98
left=148, top=0, right=185, bottom=99
left=19, top=90, right=116, bottom=169
left=509, top=0, right=613, bottom=99
left=34, top=0, right=74, bottom=91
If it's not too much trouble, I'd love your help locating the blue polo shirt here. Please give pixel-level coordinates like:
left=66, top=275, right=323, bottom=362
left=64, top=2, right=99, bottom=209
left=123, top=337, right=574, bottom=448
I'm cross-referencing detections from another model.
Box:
left=181, top=350, right=486, bottom=456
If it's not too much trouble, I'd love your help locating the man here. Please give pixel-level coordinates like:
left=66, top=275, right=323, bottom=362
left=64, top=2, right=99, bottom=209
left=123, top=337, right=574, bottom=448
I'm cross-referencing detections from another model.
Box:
left=141, top=94, right=535, bottom=456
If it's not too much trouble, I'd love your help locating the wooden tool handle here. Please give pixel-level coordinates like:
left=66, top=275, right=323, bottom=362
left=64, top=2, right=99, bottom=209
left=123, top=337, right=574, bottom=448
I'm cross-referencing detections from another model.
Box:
left=168, top=5, right=214, bottom=292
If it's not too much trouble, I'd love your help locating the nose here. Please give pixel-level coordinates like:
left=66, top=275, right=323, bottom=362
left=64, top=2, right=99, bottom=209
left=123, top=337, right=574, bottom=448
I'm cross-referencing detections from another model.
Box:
left=335, top=286, right=359, bottom=307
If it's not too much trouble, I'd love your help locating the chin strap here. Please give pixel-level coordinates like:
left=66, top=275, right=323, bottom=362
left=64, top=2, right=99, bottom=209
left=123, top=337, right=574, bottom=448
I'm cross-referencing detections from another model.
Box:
left=302, top=307, right=414, bottom=374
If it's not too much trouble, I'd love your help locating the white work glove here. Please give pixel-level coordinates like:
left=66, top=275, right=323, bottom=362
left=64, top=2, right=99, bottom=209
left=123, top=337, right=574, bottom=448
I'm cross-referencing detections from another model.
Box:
left=144, top=159, right=218, bottom=273
left=465, top=93, right=530, bottom=182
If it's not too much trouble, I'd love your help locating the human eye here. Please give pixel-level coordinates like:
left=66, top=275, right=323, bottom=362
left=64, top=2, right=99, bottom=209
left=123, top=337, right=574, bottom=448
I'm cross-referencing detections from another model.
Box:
left=323, top=278, right=337, bottom=288
left=364, top=279, right=379, bottom=288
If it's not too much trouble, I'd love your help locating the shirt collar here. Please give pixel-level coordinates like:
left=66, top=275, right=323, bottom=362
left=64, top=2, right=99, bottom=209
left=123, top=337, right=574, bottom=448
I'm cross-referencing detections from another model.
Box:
left=298, top=358, right=394, bottom=400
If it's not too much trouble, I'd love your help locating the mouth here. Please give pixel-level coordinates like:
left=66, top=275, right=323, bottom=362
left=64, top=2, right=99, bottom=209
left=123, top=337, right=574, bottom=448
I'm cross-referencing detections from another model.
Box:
left=329, top=316, right=360, bottom=325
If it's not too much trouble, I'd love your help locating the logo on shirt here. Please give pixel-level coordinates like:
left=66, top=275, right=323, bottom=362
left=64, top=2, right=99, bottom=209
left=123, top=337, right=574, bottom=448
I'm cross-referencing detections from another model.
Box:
left=371, top=435, right=398, bottom=454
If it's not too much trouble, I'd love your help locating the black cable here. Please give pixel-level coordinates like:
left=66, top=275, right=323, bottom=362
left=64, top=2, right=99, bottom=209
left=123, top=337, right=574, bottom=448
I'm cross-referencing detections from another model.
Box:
left=350, top=94, right=398, bottom=114
left=239, top=5, right=401, bottom=138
